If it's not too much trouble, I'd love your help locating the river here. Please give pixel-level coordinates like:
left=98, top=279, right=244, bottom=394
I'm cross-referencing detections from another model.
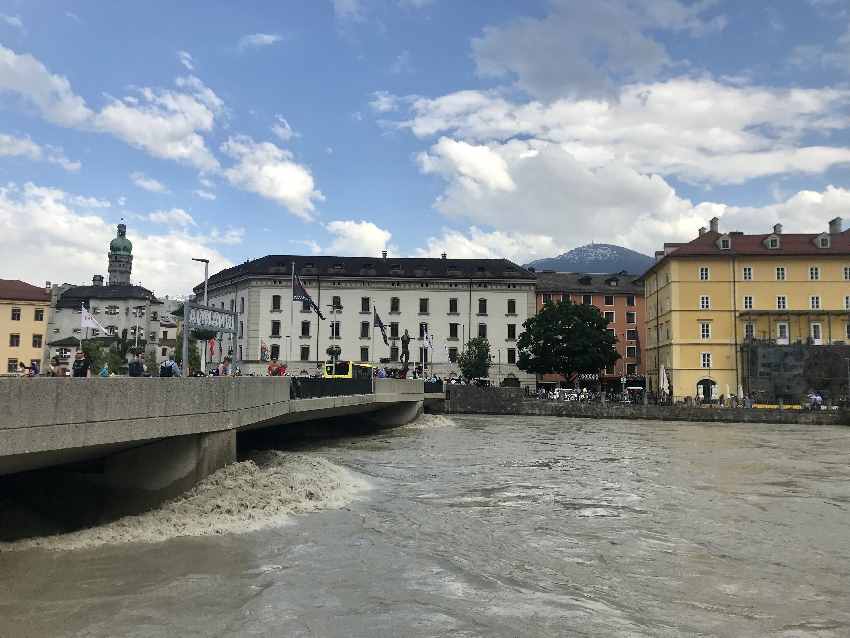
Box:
left=1, top=414, right=849, bottom=637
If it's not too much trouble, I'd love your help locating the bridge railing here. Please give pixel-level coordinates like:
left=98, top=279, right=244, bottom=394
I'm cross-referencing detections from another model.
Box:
left=424, top=380, right=444, bottom=394
left=289, top=377, right=373, bottom=399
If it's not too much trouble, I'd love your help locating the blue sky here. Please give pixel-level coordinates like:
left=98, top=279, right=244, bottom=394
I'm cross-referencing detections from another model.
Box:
left=2, top=0, right=850, bottom=294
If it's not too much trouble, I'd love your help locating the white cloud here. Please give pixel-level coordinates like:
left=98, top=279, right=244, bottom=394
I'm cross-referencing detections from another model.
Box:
left=147, top=208, right=196, bottom=227
left=221, top=135, right=323, bottom=220
left=1, top=14, right=24, bottom=32
left=65, top=11, right=82, bottom=23
left=369, top=90, right=400, bottom=113
left=69, top=194, right=111, bottom=208
left=94, top=76, right=223, bottom=171
left=199, top=176, right=215, bottom=189
left=472, top=0, right=725, bottom=100
left=418, top=137, right=515, bottom=192
left=130, top=171, right=169, bottom=193
left=271, top=115, right=296, bottom=142
left=238, top=33, right=283, bottom=49
left=0, top=182, right=234, bottom=296
left=177, top=50, right=195, bottom=71
left=324, top=220, right=393, bottom=256
left=0, top=132, right=80, bottom=171
left=332, top=0, right=363, bottom=21
left=415, top=226, right=563, bottom=263
left=193, top=189, right=217, bottom=200
left=0, top=44, right=93, bottom=126
left=399, top=0, right=434, bottom=8
left=290, top=239, right=323, bottom=254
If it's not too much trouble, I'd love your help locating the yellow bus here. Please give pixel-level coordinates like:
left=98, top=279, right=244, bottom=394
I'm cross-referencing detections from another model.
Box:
left=322, top=360, right=373, bottom=381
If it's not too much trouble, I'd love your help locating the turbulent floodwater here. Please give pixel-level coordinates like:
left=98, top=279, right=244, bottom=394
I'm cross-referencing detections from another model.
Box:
left=1, top=415, right=849, bottom=637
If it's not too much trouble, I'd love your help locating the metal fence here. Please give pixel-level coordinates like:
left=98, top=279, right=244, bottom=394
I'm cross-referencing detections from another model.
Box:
left=289, top=377, right=373, bottom=399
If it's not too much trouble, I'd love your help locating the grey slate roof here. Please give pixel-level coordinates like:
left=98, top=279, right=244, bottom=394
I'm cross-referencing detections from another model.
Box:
left=202, top=255, right=536, bottom=291
left=56, top=284, right=158, bottom=309
left=534, top=271, right=643, bottom=295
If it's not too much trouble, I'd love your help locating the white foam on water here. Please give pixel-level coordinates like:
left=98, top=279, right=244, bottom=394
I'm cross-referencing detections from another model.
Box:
left=404, top=413, right=457, bottom=430
left=1, top=451, right=369, bottom=552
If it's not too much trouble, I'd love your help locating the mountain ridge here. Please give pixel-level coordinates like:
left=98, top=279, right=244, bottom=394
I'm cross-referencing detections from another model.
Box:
left=525, top=243, right=654, bottom=275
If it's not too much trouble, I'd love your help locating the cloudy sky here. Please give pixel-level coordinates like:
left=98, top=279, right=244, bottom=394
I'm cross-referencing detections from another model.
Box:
left=2, top=0, right=850, bottom=295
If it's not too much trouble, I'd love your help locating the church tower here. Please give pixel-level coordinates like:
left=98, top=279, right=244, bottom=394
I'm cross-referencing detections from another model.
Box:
left=107, top=223, right=133, bottom=285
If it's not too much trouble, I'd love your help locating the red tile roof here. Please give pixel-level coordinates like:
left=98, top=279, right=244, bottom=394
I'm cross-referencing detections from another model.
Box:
left=0, top=279, right=50, bottom=302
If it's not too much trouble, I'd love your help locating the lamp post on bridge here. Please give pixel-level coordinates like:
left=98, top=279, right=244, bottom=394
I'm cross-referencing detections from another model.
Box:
left=192, top=258, right=210, bottom=373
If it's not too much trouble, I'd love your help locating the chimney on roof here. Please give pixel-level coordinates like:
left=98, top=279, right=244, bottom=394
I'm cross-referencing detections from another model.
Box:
left=92, top=274, right=104, bottom=287
left=709, top=216, right=719, bottom=233
left=829, top=216, right=843, bottom=234
left=698, top=227, right=707, bottom=236
left=381, top=250, right=388, bottom=260
left=655, top=250, right=664, bottom=262
left=773, top=223, right=783, bottom=235
left=441, top=252, right=447, bottom=260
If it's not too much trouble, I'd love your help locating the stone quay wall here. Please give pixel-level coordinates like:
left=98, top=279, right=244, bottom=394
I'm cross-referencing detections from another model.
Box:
left=438, top=386, right=850, bottom=426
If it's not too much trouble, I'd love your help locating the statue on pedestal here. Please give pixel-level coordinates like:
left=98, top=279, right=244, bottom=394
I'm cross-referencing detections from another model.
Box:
left=400, top=329, right=411, bottom=365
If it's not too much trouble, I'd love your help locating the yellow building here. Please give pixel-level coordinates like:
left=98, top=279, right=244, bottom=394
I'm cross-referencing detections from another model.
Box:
left=0, top=279, right=51, bottom=375
left=641, top=217, right=850, bottom=400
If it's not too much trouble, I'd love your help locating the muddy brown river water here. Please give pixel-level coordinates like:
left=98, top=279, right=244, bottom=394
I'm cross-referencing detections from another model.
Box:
left=1, top=414, right=849, bottom=637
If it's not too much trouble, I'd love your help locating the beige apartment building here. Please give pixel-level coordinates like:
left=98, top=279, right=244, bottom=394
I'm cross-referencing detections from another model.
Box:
left=0, top=279, right=51, bottom=375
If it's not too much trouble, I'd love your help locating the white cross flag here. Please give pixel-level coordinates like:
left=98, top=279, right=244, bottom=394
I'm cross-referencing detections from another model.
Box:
left=81, top=304, right=106, bottom=332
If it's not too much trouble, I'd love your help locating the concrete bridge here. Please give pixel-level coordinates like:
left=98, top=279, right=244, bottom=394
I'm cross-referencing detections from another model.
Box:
left=0, top=377, right=425, bottom=502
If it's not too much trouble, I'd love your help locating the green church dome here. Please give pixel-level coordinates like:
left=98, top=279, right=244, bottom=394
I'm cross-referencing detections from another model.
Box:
left=110, top=224, right=133, bottom=255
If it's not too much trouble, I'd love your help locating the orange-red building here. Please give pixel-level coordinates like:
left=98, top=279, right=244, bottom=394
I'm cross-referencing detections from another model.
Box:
left=533, top=271, right=646, bottom=386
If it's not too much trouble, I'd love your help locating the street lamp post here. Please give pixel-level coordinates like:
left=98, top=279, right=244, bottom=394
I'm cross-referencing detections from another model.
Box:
left=192, top=258, right=210, bottom=373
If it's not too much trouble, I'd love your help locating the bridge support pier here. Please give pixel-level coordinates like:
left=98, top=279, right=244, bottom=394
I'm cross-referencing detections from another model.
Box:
left=367, top=400, right=423, bottom=428
left=100, top=430, right=236, bottom=509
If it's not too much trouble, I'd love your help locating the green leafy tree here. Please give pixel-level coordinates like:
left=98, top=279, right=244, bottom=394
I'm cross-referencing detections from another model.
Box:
left=174, top=330, right=201, bottom=373
left=517, top=299, right=620, bottom=379
left=457, top=337, right=491, bottom=380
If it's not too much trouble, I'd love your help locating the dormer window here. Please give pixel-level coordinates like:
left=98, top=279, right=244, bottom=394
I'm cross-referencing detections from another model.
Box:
left=765, top=235, right=780, bottom=249
left=333, top=263, right=343, bottom=272
left=719, top=236, right=731, bottom=250
left=607, top=278, right=619, bottom=286
left=816, top=233, right=830, bottom=248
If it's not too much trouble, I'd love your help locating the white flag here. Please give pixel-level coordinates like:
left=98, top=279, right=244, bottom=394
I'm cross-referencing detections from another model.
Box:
left=81, top=304, right=106, bottom=332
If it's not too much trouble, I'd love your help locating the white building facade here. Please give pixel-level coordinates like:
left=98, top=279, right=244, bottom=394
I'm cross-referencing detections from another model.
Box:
left=198, top=255, right=536, bottom=385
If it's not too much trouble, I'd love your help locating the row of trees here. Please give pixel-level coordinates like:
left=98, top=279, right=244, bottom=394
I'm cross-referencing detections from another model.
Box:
left=455, top=299, right=621, bottom=381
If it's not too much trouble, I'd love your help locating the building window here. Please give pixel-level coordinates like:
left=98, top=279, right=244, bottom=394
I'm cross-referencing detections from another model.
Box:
left=419, top=298, right=429, bottom=314
left=699, top=266, right=709, bottom=281
left=701, top=352, right=712, bottom=369
left=390, top=346, right=399, bottom=361
left=811, top=323, right=822, bottom=343
left=34, top=308, right=44, bottom=321
left=240, top=297, right=245, bottom=314
left=419, top=347, right=429, bottom=365
left=699, top=295, right=710, bottom=310
left=846, top=323, right=850, bottom=341
left=810, top=296, right=821, bottom=310
left=300, top=346, right=310, bottom=361
left=743, top=295, right=753, bottom=310
left=810, top=266, right=820, bottom=281
left=105, top=305, right=119, bottom=315
left=604, top=295, right=614, bottom=306
left=448, top=347, right=458, bottom=363
left=270, top=344, right=280, bottom=360
left=162, top=330, right=168, bottom=340
left=506, top=324, right=517, bottom=340
left=331, top=295, right=342, bottom=310
left=507, top=299, right=516, bottom=314
left=32, top=334, right=42, bottom=348
left=777, top=296, right=787, bottom=310
left=720, top=238, right=730, bottom=249
left=845, top=296, right=850, bottom=310
left=507, top=348, right=516, bottom=364
left=819, top=236, right=829, bottom=248
left=582, top=294, right=592, bottom=305
left=229, top=299, right=235, bottom=311
left=742, top=266, right=752, bottom=281
left=700, top=322, right=711, bottom=339
left=744, top=322, right=754, bottom=340
left=478, top=298, right=487, bottom=315
left=361, top=297, right=370, bottom=313
left=625, top=311, right=636, bottom=324
left=390, top=297, right=400, bottom=313
left=330, top=321, right=341, bottom=338
left=271, top=295, right=281, bottom=311
left=478, top=323, right=487, bottom=339
left=302, top=300, right=311, bottom=313
left=844, top=266, right=850, bottom=281
left=777, top=322, right=789, bottom=342
left=9, top=334, right=20, bottom=347
left=625, top=345, right=637, bottom=358
left=10, top=307, right=21, bottom=321
left=769, top=237, right=779, bottom=249
left=239, top=345, right=243, bottom=360
left=542, top=293, right=552, bottom=304
left=627, top=328, right=638, bottom=341
left=271, top=320, right=281, bottom=337
left=449, top=323, right=459, bottom=339
left=776, top=266, right=785, bottom=281
left=624, top=363, right=636, bottom=375
left=162, top=347, right=168, bottom=356
left=301, top=320, right=310, bottom=337
left=360, top=321, right=370, bottom=339
left=7, top=358, right=17, bottom=373
left=390, top=322, right=399, bottom=339
left=626, top=295, right=635, bottom=306
left=360, top=347, right=369, bottom=362
left=449, top=298, right=458, bottom=314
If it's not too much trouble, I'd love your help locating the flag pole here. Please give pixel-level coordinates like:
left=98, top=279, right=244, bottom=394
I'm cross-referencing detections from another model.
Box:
left=290, top=261, right=295, bottom=365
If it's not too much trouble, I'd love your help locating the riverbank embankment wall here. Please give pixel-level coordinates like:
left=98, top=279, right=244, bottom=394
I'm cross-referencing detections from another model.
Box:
left=435, top=386, right=850, bottom=426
